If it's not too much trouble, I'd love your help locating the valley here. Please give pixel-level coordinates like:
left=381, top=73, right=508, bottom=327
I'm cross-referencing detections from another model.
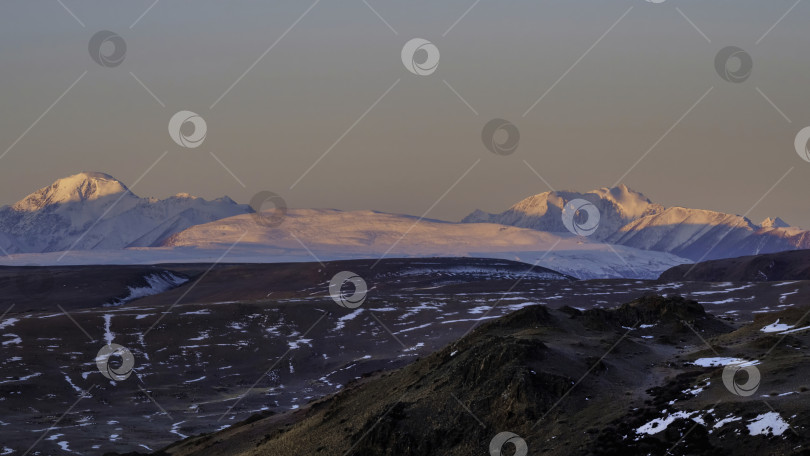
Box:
left=1, top=257, right=808, bottom=455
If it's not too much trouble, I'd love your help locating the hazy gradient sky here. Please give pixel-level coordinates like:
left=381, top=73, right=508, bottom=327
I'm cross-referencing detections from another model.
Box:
left=1, top=0, right=809, bottom=227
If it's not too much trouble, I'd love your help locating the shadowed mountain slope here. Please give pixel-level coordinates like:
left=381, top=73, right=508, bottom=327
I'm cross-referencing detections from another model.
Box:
left=660, top=249, right=810, bottom=282
left=141, top=296, right=810, bottom=456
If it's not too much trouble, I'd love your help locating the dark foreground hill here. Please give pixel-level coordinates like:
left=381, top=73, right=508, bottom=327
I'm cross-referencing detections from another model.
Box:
left=135, top=296, right=810, bottom=456
left=659, top=249, right=810, bottom=282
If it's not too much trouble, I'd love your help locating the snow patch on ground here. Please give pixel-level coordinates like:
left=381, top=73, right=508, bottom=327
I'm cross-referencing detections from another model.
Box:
left=103, top=314, right=114, bottom=345
left=636, top=410, right=706, bottom=435
left=692, top=357, right=759, bottom=367
left=288, top=338, right=313, bottom=350
left=105, top=272, right=188, bottom=306
left=761, top=319, right=794, bottom=333
left=777, top=325, right=810, bottom=335
left=747, top=412, right=790, bottom=436
left=0, top=318, right=19, bottom=331
left=334, top=309, right=364, bottom=331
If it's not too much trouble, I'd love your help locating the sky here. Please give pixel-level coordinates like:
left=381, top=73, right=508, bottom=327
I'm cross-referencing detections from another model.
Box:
left=1, top=0, right=809, bottom=228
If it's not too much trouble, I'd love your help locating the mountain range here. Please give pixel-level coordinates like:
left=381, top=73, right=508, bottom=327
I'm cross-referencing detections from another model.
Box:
left=0, top=172, right=250, bottom=254
left=463, top=184, right=809, bottom=261
left=0, top=172, right=808, bottom=279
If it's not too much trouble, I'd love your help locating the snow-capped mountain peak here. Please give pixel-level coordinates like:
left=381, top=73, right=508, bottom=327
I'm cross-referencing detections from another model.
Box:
left=461, top=184, right=664, bottom=240
left=0, top=172, right=251, bottom=253
left=588, top=184, right=661, bottom=220
left=12, top=172, right=131, bottom=212
left=463, top=185, right=809, bottom=261
left=760, top=217, right=790, bottom=229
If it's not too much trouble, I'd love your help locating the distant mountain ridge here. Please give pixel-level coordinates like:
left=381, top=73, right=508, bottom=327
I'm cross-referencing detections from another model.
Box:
left=463, top=185, right=810, bottom=261
left=159, top=208, right=690, bottom=279
left=2, top=172, right=808, bottom=279
left=0, top=172, right=251, bottom=253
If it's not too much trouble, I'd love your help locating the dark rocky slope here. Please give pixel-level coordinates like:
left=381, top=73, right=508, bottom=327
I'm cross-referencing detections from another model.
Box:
left=659, top=249, right=810, bottom=282
left=136, top=296, right=810, bottom=456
